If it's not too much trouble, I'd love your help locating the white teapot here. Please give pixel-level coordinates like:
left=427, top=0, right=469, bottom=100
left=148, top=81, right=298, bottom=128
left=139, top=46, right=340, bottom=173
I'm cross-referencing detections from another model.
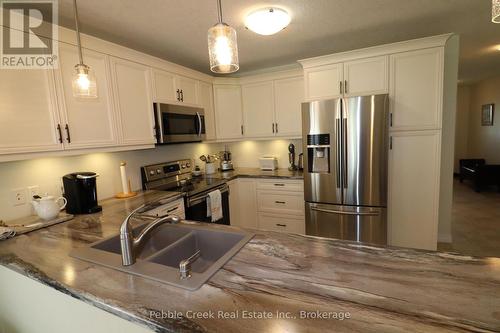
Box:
left=32, top=195, right=67, bottom=221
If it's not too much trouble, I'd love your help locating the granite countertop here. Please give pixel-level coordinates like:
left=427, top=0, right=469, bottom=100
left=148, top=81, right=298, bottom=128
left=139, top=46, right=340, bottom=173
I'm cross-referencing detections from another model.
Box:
left=206, top=167, right=304, bottom=181
left=0, top=191, right=499, bottom=333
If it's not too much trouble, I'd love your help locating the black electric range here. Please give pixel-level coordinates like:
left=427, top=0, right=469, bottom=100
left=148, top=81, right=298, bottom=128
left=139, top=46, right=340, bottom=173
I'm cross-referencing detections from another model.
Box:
left=141, top=159, right=230, bottom=225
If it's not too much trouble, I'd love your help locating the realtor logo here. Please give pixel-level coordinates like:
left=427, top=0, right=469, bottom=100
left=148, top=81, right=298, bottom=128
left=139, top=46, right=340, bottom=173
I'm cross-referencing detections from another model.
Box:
left=1, top=0, right=58, bottom=68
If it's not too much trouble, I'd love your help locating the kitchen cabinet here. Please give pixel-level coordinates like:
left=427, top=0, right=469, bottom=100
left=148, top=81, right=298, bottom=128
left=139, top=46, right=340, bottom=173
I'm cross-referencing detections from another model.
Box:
left=213, top=84, right=243, bottom=140
left=389, top=48, right=443, bottom=131
left=0, top=68, right=62, bottom=155
left=56, top=44, right=117, bottom=149
left=153, top=69, right=199, bottom=105
left=242, top=81, right=275, bottom=138
left=110, top=57, right=155, bottom=145
left=199, top=81, right=217, bottom=141
left=258, top=213, right=305, bottom=234
left=304, top=63, right=343, bottom=101
left=344, top=56, right=388, bottom=97
left=388, top=130, right=441, bottom=250
left=274, top=76, right=304, bottom=137
left=228, top=179, right=257, bottom=228
left=303, top=56, right=388, bottom=101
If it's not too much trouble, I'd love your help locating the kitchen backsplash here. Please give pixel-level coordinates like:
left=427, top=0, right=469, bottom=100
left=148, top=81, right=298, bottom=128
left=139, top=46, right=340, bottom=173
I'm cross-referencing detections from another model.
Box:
left=0, top=139, right=302, bottom=221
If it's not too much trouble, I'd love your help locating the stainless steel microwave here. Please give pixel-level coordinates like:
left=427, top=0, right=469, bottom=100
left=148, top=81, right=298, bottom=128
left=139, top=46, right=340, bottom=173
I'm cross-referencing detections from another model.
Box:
left=153, top=103, right=206, bottom=144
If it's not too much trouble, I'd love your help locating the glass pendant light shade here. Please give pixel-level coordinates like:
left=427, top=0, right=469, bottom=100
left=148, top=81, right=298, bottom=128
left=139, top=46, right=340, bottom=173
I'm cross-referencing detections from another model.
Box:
left=72, top=63, right=97, bottom=98
left=208, top=23, right=239, bottom=73
left=493, top=0, right=500, bottom=23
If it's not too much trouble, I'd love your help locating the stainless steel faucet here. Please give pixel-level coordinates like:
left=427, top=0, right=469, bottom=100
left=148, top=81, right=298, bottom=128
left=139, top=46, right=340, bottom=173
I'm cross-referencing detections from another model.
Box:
left=120, top=204, right=180, bottom=266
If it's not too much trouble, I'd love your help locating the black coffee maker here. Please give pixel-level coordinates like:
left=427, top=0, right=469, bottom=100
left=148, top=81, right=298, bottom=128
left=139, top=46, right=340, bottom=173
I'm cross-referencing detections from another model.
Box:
left=63, top=172, right=102, bottom=214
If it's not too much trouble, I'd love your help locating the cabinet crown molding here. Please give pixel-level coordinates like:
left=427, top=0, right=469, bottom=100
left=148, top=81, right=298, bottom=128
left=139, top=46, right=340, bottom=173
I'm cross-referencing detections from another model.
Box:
left=298, top=33, right=455, bottom=69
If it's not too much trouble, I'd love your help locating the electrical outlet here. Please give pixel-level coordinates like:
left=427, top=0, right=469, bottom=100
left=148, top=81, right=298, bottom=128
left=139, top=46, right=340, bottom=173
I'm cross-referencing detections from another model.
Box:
left=28, top=185, right=40, bottom=200
left=10, top=188, right=27, bottom=206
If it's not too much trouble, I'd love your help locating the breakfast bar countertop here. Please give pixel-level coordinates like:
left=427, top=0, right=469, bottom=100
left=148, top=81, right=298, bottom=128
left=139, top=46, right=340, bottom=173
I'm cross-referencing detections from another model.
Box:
left=0, top=191, right=499, bottom=333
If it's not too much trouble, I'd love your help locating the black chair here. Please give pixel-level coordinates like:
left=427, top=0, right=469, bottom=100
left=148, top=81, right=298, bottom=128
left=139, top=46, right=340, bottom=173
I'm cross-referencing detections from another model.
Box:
left=459, top=159, right=500, bottom=192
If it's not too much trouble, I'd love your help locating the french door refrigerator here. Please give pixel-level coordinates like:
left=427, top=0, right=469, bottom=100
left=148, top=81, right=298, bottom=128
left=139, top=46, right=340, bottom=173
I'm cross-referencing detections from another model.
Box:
left=302, top=94, right=389, bottom=245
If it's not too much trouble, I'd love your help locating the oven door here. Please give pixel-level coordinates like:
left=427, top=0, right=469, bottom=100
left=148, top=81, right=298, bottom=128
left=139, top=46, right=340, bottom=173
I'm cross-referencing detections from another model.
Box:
left=154, top=103, right=206, bottom=143
left=185, top=186, right=230, bottom=225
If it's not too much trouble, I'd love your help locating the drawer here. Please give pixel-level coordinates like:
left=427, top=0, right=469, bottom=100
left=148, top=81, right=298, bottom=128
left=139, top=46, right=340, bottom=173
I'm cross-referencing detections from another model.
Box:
left=257, top=191, right=305, bottom=215
left=256, top=179, right=303, bottom=192
left=258, top=213, right=305, bottom=234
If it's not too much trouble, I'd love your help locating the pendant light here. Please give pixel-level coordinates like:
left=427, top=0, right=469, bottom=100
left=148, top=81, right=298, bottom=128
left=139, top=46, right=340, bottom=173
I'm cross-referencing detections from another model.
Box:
left=493, top=0, right=500, bottom=23
left=71, top=0, right=97, bottom=98
left=207, top=0, right=239, bottom=73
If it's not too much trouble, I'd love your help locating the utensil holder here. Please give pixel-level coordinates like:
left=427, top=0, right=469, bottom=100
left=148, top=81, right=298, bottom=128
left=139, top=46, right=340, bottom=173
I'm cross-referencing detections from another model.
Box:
left=205, top=162, right=217, bottom=175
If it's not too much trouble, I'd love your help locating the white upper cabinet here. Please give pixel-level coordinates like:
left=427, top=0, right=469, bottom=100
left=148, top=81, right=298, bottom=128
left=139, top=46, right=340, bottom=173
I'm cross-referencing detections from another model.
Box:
left=274, top=76, right=304, bottom=137
left=56, top=44, right=117, bottom=149
left=153, top=69, right=176, bottom=103
left=389, top=48, right=443, bottom=131
left=344, top=56, right=388, bottom=97
left=242, top=81, right=275, bottom=138
left=388, top=130, right=441, bottom=250
left=175, top=75, right=198, bottom=105
left=213, top=85, right=243, bottom=140
left=304, top=63, right=343, bottom=101
left=0, top=68, right=62, bottom=155
left=153, top=69, right=199, bottom=105
left=110, top=57, right=155, bottom=145
left=199, top=81, right=216, bottom=141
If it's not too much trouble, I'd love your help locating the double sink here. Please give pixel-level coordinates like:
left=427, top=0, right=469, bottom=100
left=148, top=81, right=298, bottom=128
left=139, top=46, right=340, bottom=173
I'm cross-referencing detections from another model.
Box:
left=71, top=220, right=253, bottom=290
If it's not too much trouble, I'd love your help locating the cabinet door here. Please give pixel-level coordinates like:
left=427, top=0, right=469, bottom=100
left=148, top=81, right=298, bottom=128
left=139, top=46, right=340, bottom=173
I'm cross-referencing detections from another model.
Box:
left=199, top=81, right=216, bottom=141
left=176, top=75, right=198, bottom=105
left=274, top=76, right=304, bottom=137
left=390, top=48, right=443, bottom=131
left=153, top=69, right=177, bottom=103
left=0, top=68, right=62, bottom=155
left=237, top=179, right=258, bottom=228
left=388, top=130, right=440, bottom=250
left=258, top=213, right=305, bottom=234
left=344, top=56, right=388, bottom=97
left=56, top=44, right=116, bottom=148
left=213, top=85, right=243, bottom=140
left=227, top=180, right=240, bottom=226
left=242, top=81, right=275, bottom=138
left=111, top=58, right=155, bottom=145
left=304, top=63, right=343, bottom=101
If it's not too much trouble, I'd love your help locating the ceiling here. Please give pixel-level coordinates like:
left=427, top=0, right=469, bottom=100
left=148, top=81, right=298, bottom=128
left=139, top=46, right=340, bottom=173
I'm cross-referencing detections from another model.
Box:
left=57, top=0, right=500, bottom=82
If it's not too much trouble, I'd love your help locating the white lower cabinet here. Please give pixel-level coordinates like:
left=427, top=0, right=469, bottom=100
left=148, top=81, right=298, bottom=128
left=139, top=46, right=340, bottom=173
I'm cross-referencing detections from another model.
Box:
left=388, top=130, right=441, bottom=250
left=258, top=213, right=305, bottom=234
left=228, top=179, right=257, bottom=228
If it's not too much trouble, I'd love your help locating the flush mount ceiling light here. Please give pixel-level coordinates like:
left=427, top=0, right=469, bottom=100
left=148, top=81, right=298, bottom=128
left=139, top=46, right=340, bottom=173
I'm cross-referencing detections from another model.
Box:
left=71, top=0, right=97, bottom=98
left=207, top=0, right=239, bottom=74
left=245, top=7, right=291, bottom=35
left=493, top=0, right=500, bottom=23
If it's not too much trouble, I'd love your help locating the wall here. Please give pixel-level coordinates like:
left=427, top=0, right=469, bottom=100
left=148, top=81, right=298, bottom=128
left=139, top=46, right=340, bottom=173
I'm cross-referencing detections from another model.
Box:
left=0, top=139, right=302, bottom=221
left=467, top=76, right=500, bottom=164
left=453, top=85, right=471, bottom=173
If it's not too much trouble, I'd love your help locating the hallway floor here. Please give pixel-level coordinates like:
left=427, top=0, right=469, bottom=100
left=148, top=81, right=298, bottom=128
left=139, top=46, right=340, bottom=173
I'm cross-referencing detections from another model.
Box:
left=439, top=179, right=500, bottom=257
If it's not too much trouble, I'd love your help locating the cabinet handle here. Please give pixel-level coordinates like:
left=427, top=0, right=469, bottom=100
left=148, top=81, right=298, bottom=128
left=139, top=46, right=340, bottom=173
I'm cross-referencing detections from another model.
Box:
left=176, top=89, right=180, bottom=101
left=272, top=123, right=275, bottom=133
left=56, top=124, right=63, bottom=143
left=390, top=136, right=393, bottom=150
left=180, top=89, right=184, bottom=102
left=344, top=80, right=348, bottom=94
left=64, top=124, right=71, bottom=143
left=390, top=113, right=393, bottom=127
left=276, top=224, right=287, bottom=227
left=274, top=183, right=285, bottom=187
left=275, top=123, right=278, bottom=133
left=241, top=125, right=244, bottom=135
left=275, top=201, right=286, bottom=204
left=339, top=81, right=343, bottom=94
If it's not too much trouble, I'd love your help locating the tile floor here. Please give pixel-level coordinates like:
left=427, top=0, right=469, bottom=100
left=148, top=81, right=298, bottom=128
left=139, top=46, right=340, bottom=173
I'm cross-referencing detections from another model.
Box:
left=438, top=178, right=500, bottom=257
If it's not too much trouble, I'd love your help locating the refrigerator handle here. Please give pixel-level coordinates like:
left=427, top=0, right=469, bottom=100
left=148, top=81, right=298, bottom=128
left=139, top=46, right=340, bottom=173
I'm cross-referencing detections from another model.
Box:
left=342, top=118, right=348, bottom=189
left=335, top=118, right=341, bottom=188
left=311, top=207, right=380, bottom=216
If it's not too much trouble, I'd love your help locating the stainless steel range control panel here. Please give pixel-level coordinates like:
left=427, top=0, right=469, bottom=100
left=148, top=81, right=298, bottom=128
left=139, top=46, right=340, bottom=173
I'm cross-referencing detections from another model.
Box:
left=142, top=159, right=193, bottom=182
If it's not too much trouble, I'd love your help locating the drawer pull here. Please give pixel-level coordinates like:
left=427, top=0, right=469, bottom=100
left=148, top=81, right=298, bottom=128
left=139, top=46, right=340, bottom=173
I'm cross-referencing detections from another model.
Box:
left=274, top=184, right=285, bottom=187
left=275, top=201, right=286, bottom=204
left=276, top=224, right=287, bottom=227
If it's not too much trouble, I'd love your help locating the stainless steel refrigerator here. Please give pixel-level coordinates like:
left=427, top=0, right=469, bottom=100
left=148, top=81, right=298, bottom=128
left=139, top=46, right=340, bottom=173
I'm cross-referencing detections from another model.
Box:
left=302, top=94, right=389, bottom=245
